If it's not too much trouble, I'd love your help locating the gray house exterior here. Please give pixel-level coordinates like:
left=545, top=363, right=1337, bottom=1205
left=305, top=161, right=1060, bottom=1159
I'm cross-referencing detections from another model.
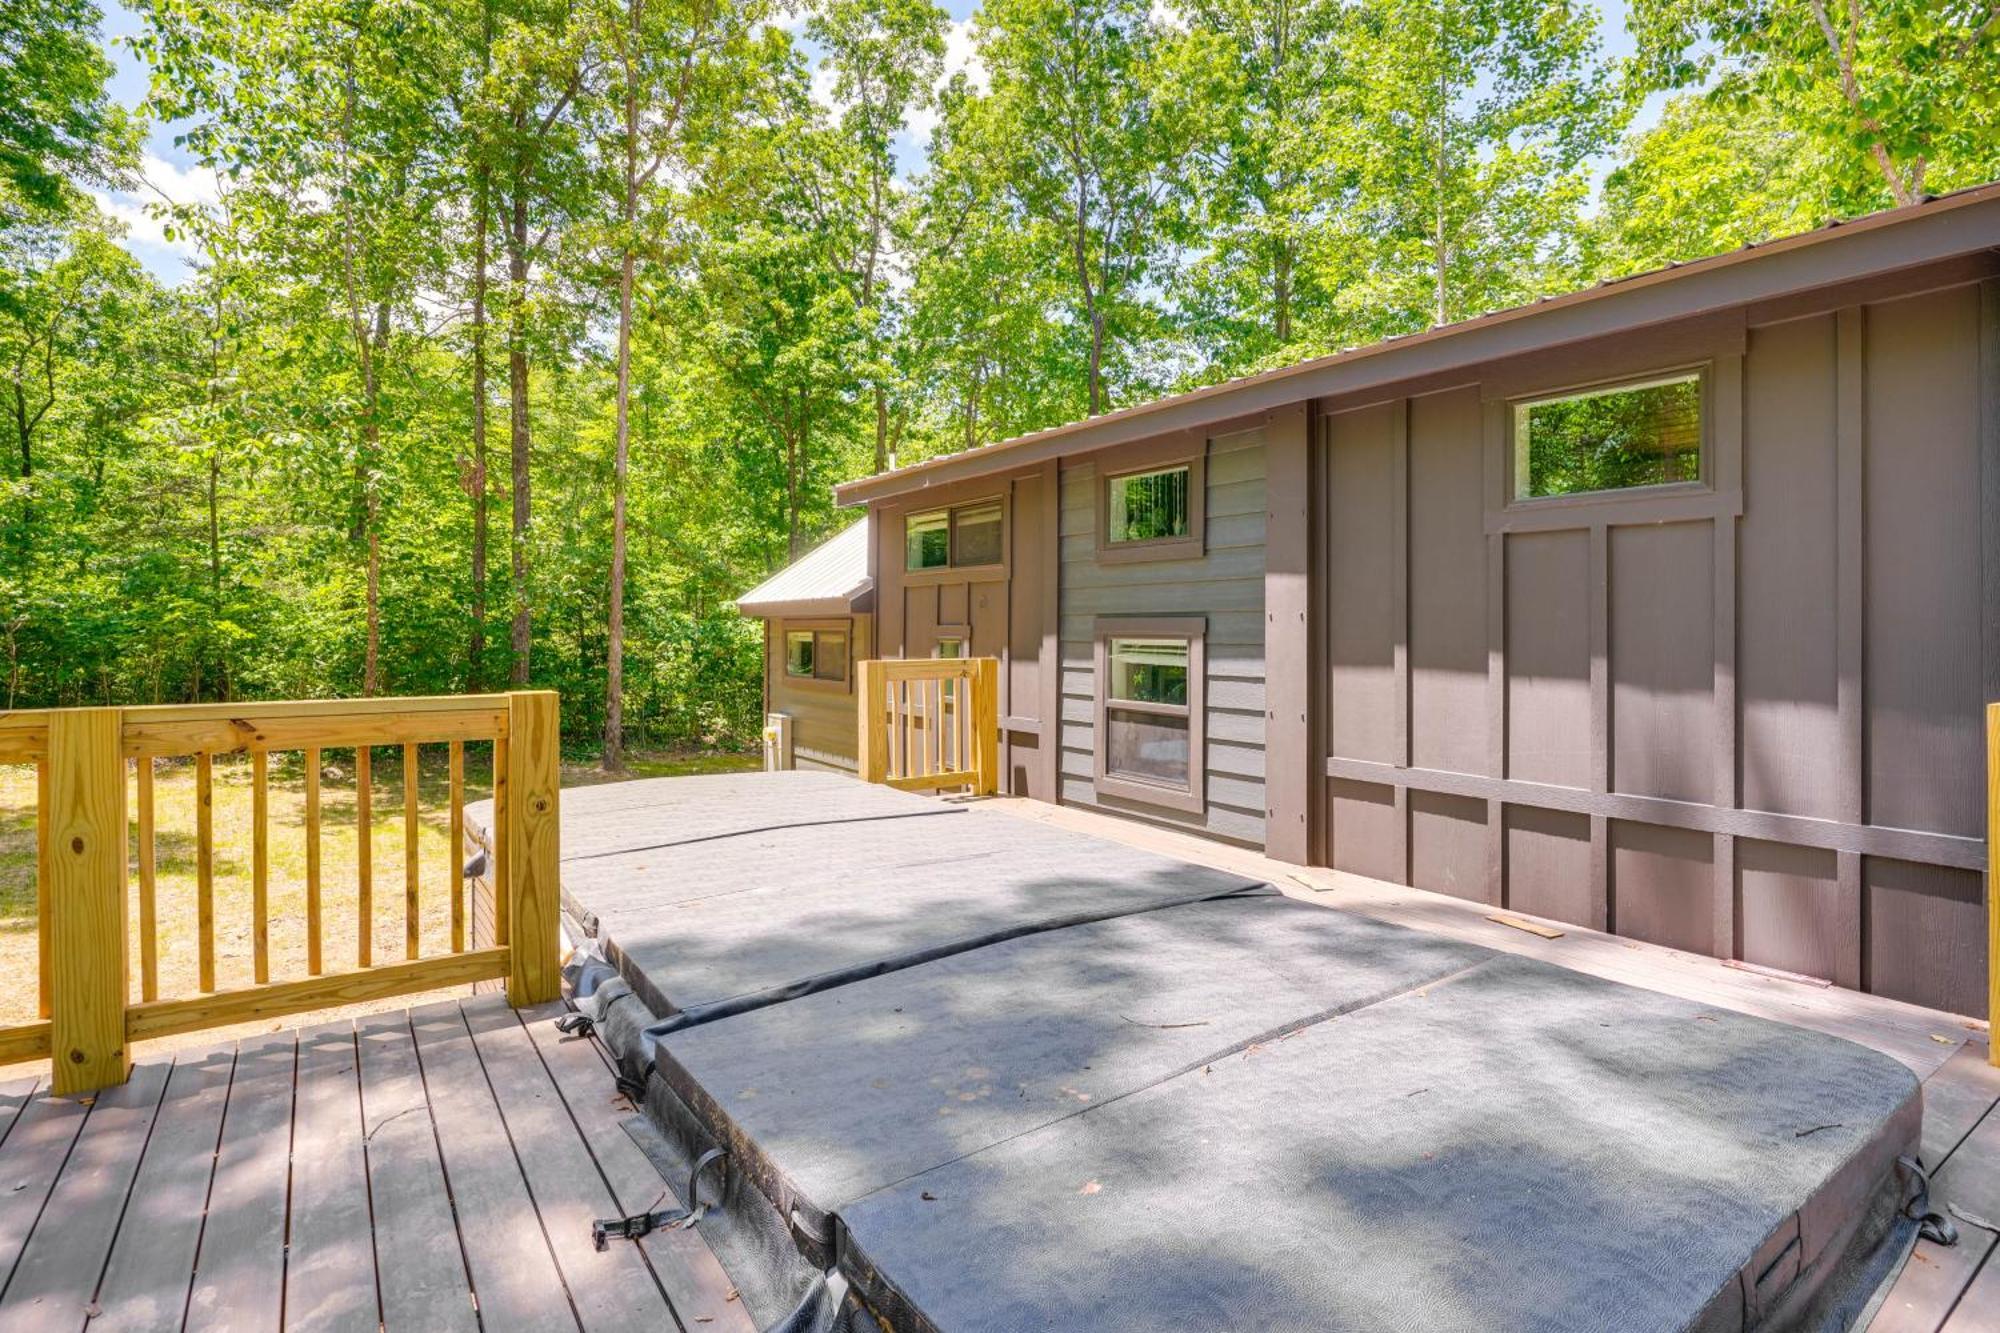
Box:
left=771, top=183, right=2000, bottom=1020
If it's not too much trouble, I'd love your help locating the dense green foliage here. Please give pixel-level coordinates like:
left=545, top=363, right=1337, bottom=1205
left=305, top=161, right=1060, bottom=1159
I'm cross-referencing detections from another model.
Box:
left=4, top=0, right=1995, bottom=755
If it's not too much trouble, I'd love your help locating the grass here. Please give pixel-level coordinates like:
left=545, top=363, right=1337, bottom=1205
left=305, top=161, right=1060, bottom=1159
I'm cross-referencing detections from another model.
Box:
left=0, top=744, right=758, bottom=1066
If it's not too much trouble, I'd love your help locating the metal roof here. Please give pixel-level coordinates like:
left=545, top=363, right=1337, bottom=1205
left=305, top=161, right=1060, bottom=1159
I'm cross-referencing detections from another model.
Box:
left=836, top=180, right=2000, bottom=506
left=735, top=517, right=873, bottom=618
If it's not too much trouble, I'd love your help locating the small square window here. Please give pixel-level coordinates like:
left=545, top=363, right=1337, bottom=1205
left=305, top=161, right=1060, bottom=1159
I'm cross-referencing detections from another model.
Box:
left=934, top=637, right=964, bottom=659
left=1513, top=373, right=1702, bottom=500
left=815, top=630, right=847, bottom=682
left=953, top=503, right=1003, bottom=566
left=906, top=511, right=950, bottom=570
left=1107, top=466, right=1191, bottom=544
left=784, top=631, right=815, bottom=678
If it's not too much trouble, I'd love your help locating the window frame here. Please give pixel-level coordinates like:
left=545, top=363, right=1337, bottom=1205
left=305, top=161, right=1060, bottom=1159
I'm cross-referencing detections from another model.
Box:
left=1094, top=437, right=1205, bottom=565
left=901, top=494, right=1009, bottom=581
left=1092, top=615, right=1206, bottom=814
left=775, top=618, right=854, bottom=693
left=1504, top=364, right=1712, bottom=510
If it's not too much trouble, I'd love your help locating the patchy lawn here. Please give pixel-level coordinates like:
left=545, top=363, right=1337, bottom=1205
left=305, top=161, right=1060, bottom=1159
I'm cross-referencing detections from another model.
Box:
left=0, top=744, right=759, bottom=1067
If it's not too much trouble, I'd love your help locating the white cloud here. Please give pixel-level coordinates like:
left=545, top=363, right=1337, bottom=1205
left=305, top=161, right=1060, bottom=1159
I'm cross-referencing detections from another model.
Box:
left=93, top=153, right=221, bottom=283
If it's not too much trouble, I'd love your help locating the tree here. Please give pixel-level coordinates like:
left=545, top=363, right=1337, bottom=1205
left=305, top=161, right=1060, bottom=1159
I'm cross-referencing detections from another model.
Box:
left=593, top=0, right=761, bottom=767
left=966, top=0, right=1190, bottom=416
left=1591, top=93, right=1846, bottom=277
left=807, top=0, right=947, bottom=472
left=1157, top=0, right=1349, bottom=372
left=1321, top=0, right=1621, bottom=339
left=1628, top=0, right=2000, bottom=210
left=0, top=0, right=137, bottom=218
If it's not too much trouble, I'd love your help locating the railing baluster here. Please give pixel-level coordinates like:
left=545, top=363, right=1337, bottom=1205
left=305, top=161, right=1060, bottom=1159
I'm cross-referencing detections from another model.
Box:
left=356, top=744, right=372, bottom=968
left=449, top=740, right=465, bottom=953
left=305, top=745, right=323, bottom=975
left=196, top=750, right=216, bottom=993
left=403, top=743, right=420, bottom=960
left=251, top=749, right=269, bottom=985
left=36, top=757, right=50, bottom=1020
left=492, top=735, right=510, bottom=947
left=136, top=755, right=158, bottom=1002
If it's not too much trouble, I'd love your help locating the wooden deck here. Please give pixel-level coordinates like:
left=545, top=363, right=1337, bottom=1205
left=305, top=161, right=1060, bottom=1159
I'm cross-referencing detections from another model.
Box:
left=986, top=796, right=2000, bottom=1333
left=0, top=996, right=752, bottom=1333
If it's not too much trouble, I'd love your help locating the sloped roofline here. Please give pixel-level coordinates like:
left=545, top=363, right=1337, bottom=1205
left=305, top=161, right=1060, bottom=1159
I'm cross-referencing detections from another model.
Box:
left=836, top=181, right=2000, bottom=507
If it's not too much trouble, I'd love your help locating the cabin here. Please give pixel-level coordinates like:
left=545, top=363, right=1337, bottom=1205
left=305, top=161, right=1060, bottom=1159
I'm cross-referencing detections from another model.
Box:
left=749, top=183, right=2000, bottom=1021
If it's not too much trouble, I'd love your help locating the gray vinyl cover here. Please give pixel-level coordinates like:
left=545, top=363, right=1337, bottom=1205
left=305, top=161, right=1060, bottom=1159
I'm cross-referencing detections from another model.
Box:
left=557, top=774, right=1927, bottom=1332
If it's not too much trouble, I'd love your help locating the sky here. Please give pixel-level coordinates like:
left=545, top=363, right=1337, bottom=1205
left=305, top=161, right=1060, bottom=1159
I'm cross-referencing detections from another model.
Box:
left=94, top=0, right=1660, bottom=285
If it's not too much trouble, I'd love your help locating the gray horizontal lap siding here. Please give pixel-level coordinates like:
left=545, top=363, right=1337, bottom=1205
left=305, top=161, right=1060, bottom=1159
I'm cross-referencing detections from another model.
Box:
left=1060, top=428, right=1269, bottom=847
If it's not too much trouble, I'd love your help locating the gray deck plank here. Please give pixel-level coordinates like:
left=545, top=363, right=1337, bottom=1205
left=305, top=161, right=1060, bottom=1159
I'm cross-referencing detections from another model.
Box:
left=459, top=997, right=675, bottom=1333
left=354, top=1010, right=478, bottom=1333
left=284, top=1022, right=378, bottom=1333
left=1922, top=1042, right=2000, bottom=1170
left=407, top=1000, right=577, bottom=1333
left=1879, top=1095, right=2000, bottom=1333
left=89, top=1049, right=235, bottom=1332
left=0, top=1064, right=168, bottom=1332
left=1939, top=1249, right=2000, bottom=1332
left=521, top=1004, right=753, bottom=1333
left=0, top=1079, right=38, bottom=1153
left=185, top=1031, right=297, bottom=1332
left=0, top=1084, right=90, bottom=1298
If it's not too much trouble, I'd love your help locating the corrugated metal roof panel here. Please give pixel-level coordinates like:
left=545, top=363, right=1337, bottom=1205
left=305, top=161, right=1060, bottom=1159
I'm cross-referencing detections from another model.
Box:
left=735, top=517, right=872, bottom=615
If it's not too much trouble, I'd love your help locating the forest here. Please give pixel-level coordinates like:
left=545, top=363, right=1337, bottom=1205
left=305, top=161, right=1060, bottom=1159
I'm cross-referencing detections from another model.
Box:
left=3, top=0, right=1996, bottom=761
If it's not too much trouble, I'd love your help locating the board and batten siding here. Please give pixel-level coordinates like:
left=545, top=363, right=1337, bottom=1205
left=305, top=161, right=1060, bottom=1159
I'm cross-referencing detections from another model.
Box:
left=1321, top=280, right=1996, bottom=1018
left=1060, top=427, right=1269, bottom=846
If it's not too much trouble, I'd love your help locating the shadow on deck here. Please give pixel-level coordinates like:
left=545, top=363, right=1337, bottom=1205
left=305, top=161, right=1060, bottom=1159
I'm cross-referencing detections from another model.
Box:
left=0, top=996, right=751, bottom=1332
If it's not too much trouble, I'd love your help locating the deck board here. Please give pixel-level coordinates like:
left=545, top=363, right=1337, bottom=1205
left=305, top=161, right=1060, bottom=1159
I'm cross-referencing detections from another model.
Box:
left=459, top=996, right=676, bottom=1333
left=408, top=1000, right=581, bottom=1332
left=285, top=1021, right=378, bottom=1332
left=0, top=997, right=737, bottom=1333
left=0, top=1064, right=167, bottom=1331
left=355, top=1010, right=479, bottom=1332
left=0, top=1081, right=90, bottom=1298
left=185, top=1030, right=296, bottom=1332
left=89, top=1049, right=235, bottom=1333
left=523, top=1004, right=756, bottom=1333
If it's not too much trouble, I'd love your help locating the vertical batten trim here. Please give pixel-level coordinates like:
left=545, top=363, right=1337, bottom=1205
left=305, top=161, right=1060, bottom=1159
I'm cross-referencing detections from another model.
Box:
left=1834, top=305, right=1866, bottom=989
left=1262, top=402, right=1313, bottom=863
left=1712, top=352, right=1743, bottom=960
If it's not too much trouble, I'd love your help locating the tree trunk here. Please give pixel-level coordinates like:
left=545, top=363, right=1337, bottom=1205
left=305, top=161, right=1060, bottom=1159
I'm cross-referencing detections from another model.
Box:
left=604, top=4, right=639, bottom=772
left=470, top=166, right=490, bottom=692
left=507, top=183, right=533, bottom=686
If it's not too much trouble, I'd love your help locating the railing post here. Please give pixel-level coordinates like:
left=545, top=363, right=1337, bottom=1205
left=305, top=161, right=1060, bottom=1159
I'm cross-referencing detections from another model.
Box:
left=1987, top=701, right=1997, bottom=1066
left=47, top=707, right=131, bottom=1095
left=858, top=660, right=888, bottom=785
left=505, top=690, right=562, bottom=1007
left=972, top=658, right=1000, bottom=796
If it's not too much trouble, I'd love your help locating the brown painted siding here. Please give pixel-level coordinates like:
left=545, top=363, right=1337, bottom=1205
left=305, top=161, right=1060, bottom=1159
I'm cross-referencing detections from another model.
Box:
left=1060, top=427, right=1269, bottom=846
left=1320, top=280, right=1993, bottom=1017
left=765, top=614, right=873, bottom=773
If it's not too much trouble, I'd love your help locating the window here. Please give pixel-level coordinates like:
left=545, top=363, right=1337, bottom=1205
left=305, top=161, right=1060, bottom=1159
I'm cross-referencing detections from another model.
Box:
left=1513, top=372, right=1703, bottom=500
left=1093, top=617, right=1205, bottom=813
left=906, top=511, right=950, bottom=570
left=934, top=637, right=964, bottom=658
left=904, top=499, right=1004, bottom=571
left=785, top=631, right=814, bottom=678
left=782, top=624, right=850, bottom=685
left=1095, top=444, right=1204, bottom=564
left=953, top=503, right=1003, bottom=566
left=1107, top=466, right=1191, bottom=544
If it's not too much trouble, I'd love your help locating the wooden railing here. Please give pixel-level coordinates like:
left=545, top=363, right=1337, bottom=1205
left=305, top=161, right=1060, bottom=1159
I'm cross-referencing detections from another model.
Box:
left=857, top=657, right=999, bottom=796
left=1, top=692, right=562, bottom=1094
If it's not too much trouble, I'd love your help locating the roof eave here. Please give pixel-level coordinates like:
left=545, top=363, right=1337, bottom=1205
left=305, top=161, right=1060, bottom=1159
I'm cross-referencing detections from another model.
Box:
left=835, top=184, right=2000, bottom=508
